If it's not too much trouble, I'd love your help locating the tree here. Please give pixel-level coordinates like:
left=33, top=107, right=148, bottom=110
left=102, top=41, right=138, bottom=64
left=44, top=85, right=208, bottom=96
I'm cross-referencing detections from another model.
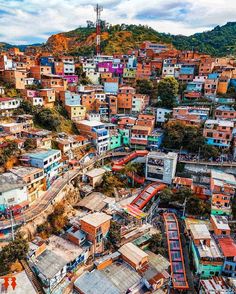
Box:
left=108, top=221, right=121, bottom=248
left=121, top=162, right=138, bottom=187
left=136, top=79, right=153, bottom=95
left=0, top=234, right=29, bottom=275
left=149, top=233, right=165, bottom=254
left=159, top=188, right=173, bottom=205
left=35, top=108, right=60, bottom=131
left=158, top=76, right=179, bottom=109
left=24, top=138, right=36, bottom=151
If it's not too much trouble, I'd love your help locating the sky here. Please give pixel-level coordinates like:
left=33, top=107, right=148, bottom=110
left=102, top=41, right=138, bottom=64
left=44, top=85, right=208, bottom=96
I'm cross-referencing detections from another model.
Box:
left=0, top=0, right=236, bottom=44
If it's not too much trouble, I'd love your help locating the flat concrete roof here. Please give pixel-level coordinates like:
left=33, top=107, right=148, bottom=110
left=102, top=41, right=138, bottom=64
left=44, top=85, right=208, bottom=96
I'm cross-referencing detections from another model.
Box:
left=10, top=166, right=43, bottom=178
left=119, top=242, right=148, bottom=265
left=0, top=172, right=25, bottom=193
left=85, top=168, right=106, bottom=178
left=189, top=224, right=211, bottom=240
left=77, top=120, right=104, bottom=127
left=80, top=212, right=112, bottom=227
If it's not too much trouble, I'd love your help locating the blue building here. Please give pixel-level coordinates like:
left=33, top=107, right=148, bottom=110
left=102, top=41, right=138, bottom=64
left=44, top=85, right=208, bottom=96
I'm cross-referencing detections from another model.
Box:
left=218, top=237, right=236, bottom=278
left=21, top=149, right=62, bottom=188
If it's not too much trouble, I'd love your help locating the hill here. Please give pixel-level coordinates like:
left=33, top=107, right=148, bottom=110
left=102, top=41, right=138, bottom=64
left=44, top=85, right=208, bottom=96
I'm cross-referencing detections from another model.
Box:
left=44, top=22, right=236, bottom=57
left=2, top=22, right=236, bottom=56
left=45, top=24, right=173, bottom=55
left=171, top=22, right=236, bottom=56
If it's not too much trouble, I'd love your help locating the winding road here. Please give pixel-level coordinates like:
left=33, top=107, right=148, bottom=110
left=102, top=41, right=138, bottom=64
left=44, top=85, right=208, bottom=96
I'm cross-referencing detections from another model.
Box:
left=0, top=152, right=127, bottom=230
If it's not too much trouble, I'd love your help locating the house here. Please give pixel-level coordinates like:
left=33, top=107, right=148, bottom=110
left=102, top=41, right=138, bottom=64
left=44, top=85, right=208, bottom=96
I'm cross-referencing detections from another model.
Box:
left=199, top=276, right=235, bottom=294
left=46, top=235, right=88, bottom=272
left=28, top=248, right=67, bottom=294
left=80, top=212, right=112, bottom=253
left=218, top=237, right=236, bottom=278
left=78, top=192, right=115, bottom=212
left=20, top=149, right=62, bottom=188
left=74, top=261, right=141, bottom=294
left=215, top=105, right=236, bottom=121
left=131, top=94, right=150, bottom=113
left=0, top=97, right=21, bottom=116
left=118, top=242, right=148, bottom=270
left=156, top=108, right=172, bottom=124
left=0, top=172, right=28, bottom=213
left=41, top=74, right=67, bottom=92
left=117, top=86, right=135, bottom=114
left=38, top=89, right=56, bottom=108
left=136, top=62, right=151, bottom=80
left=140, top=251, right=170, bottom=292
left=104, top=78, right=119, bottom=94
left=189, top=224, right=223, bottom=278
left=204, top=73, right=219, bottom=97
left=10, top=166, right=45, bottom=203
left=210, top=170, right=236, bottom=216
left=107, top=95, right=118, bottom=115
left=178, top=66, right=194, bottom=82
left=76, top=120, right=109, bottom=154
left=172, top=106, right=209, bottom=126
left=85, top=168, right=107, bottom=188
left=203, top=119, right=234, bottom=148
left=30, top=65, right=52, bottom=80
left=0, top=69, right=27, bottom=89
left=0, top=122, right=23, bottom=136
left=210, top=215, right=231, bottom=236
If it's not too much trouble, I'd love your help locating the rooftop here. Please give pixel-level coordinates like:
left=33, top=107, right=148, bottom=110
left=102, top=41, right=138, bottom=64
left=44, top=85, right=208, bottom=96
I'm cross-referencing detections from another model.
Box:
left=118, top=242, right=148, bottom=265
left=101, top=261, right=141, bottom=293
left=196, top=237, right=223, bottom=259
left=189, top=224, right=211, bottom=240
left=218, top=237, right=236, bottom=257
left=205, top=119, right=234, bottom=127
left=24, top=149, right=60, bottom=160
left=200, top=276, right=234, bottom=293
left=78, top=192, right=111, bottom=212
left=46, top=235, right=83, bottom=263
left=211, top=215, right=230, bottom=231
left=34, top=249, right=67, bottom=279
left=211, top=169, right=236, bottom=186
left=10, top=166, right=43, bottom=178
left=77, top=120, right=104, bottom=127
left=85, top=168, right=106, bottom=178
left=0, top=172, right=25, bottom=193
left=216, top=105, right=235, bottom=111
left=80, top=212, right=112, bottom=227
left=74, top=270, right=119, bottom=294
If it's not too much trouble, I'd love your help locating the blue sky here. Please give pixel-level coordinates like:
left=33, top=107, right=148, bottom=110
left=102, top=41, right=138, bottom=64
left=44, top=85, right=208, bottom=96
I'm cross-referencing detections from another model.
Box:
left=0, top=0, right=235, bottom=44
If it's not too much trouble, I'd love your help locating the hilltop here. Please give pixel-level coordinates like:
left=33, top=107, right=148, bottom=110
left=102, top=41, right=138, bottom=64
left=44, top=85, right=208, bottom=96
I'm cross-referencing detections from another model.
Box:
left=2, top=22, right=236, bottom=56
left=44, top=22, right=236, bottom=56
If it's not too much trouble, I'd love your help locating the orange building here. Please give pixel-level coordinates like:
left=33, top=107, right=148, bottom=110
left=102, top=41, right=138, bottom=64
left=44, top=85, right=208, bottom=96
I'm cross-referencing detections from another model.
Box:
left=41, top=74, right=67, bottom=92
left=215, top=105, right=236, bottom=121
left=107, top=95, right=117, bottom=115
left=38, top=88, right=56, bottom=108
left=199, top=57, right=214, bottom=76
left=117, top=86, right=135, bottom=113
left=217, top=77, right=229, bottom=94
left=210, top=215, right=231, bottom=236
left=0, top=69, right=27, bottom=89
left=30, top=65, right=52, bottom=80
left=80, top=212, right=112, bottom=253
left=136, top=62, right=152, bottom=80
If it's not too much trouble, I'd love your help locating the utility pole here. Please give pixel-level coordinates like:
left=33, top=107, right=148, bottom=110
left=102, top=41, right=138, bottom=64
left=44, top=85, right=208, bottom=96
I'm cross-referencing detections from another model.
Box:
left=182, top=197, right=187, bottom=219
left=94, top=4, right=103, bottom=56
left=10, top=209, right=15, bottom=241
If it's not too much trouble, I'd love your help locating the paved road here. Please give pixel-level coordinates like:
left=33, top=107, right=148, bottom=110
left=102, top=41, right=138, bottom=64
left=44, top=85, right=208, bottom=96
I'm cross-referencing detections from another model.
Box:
left=0, top=151, right=127, bottom=230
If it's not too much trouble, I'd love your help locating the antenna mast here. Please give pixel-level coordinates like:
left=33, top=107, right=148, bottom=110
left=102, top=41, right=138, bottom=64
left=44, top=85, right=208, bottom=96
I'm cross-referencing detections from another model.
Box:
left=94, top=4, right=103, bottom=56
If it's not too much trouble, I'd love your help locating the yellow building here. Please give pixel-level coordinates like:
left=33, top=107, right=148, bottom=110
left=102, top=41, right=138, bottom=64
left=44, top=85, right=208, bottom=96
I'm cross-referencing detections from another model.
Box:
left=65, top=104, right=86, bottom=121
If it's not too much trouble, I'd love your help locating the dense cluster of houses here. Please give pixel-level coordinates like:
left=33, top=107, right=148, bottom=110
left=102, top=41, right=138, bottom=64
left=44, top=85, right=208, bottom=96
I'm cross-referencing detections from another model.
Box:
left=1, top=43, right=236, bottom=293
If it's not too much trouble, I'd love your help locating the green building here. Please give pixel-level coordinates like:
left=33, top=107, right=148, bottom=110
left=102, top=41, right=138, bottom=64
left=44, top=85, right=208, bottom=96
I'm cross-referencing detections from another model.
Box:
left=108, top=131, right=122, bottom=150
left=189, top=224, right=223, bottom=278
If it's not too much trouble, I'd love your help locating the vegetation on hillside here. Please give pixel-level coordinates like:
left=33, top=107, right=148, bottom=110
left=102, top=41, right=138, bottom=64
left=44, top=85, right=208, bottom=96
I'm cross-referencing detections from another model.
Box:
left=15, top=100, right=78, bottom=134
left=3, top=22, right=236, bottom=56
left=36, top=203, right=68, bottom=238
left=162, top=121, right=220, bottom=159
left=0, top=234, right=29, bottom=275
left=171, top=22, right=236, bottom=56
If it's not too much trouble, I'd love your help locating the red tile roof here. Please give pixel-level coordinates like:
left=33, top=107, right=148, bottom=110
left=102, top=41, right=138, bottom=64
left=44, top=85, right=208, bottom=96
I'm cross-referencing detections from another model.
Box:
left=218, top=237, right=236, bottom=257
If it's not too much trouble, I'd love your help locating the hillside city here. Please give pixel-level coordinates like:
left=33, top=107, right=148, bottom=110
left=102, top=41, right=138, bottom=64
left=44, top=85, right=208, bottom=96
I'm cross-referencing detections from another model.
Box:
left=0, top=5, right=236, bottom=294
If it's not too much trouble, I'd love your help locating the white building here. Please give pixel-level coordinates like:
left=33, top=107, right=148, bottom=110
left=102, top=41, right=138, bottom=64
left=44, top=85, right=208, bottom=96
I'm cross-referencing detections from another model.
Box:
left=145, top=152, right=178, bottom=184
left=0, top=97, right=21, bottom=116
left=156, top=108, right=172, bottom=123
left=0, top=172, right=28, bottom=212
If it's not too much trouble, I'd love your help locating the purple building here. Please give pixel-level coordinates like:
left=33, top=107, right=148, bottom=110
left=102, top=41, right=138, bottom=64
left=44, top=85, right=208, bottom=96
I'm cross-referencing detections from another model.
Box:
left=98, top=60, right=124, bottom=76
left=62, top=75, right=78, bottom=84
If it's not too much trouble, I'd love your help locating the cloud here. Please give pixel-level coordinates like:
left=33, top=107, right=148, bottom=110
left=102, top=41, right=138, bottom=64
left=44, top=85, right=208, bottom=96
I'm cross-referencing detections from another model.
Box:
left=0, top=0, right=236, bottom=44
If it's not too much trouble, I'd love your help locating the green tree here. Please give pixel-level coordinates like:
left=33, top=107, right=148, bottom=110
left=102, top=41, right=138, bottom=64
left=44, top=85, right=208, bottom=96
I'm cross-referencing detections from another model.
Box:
left=121, top=162, right=138, bottom=187
left=149, top=233, right=164, bottom=254
left=0, top=234, right=29, bottom=275
left=159, top=188, right=174, bottom=204
left=24, top=138, right=36, bottom=151
left=158, top=76, right=179, bottom=109
left=108, top=221, right=121, bottom=247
